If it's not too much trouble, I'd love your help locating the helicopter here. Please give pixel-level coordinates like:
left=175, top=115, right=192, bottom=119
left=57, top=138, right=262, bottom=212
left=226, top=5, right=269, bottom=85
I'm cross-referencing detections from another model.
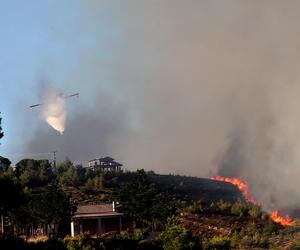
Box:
left=29, top=93, right=79, bottom=108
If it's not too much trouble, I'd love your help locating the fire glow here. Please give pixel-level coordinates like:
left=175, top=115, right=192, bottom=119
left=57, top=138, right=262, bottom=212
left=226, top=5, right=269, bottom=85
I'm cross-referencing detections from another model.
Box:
left=211, top=176, right=295, bottom=226
left=270, top=210, right=294, bottom=226
left=211, top=176, right=256, bottom=204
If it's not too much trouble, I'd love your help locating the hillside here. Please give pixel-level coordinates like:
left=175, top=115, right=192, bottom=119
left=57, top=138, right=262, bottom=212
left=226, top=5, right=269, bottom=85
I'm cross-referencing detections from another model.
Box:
left=1, top=159, right=300, bottom=249
left=63, top=171, right=245, bottom=205
left=148, top=173, right=244, bottom=203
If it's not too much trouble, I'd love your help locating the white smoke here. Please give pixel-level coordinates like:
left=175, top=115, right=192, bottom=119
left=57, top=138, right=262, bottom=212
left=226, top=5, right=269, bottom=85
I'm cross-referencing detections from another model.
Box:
left=41, top=87, right=66, bottom=135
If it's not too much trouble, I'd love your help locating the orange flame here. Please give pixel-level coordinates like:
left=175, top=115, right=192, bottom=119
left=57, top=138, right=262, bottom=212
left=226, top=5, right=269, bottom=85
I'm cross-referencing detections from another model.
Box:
left=271, top=210, right=294, bottom=226
left=211, top=176, right=256, bottom=203
left=211, top=176, right=295, bottom=226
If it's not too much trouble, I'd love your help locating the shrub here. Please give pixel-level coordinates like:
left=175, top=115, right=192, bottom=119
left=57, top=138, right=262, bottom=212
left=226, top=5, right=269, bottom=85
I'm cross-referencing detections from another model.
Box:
left=159, top=217, right=200, bottom=250
left=252, top=232, right=269, bottom=248
left=248, top=205, right=262, bottom=218
left=118, top=229, right=146, bottom=241
left=216, top=200, right=231, bottom=215
left=207, top=235, right=230, bottom=249
left=229, top=231, right=240, bottom=248
left=237, top=226, right=270, bottom=249
left=231, top=200, right=248, bottom=217
left=187, top=201, right=203, bottom=214
left=65, top=232, right=95, bottom=250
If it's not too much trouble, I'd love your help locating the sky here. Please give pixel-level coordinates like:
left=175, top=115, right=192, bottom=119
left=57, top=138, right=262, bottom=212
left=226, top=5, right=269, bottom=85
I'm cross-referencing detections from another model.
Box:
left=0, top=0, right=122, bottom=159
left=3, top=0, right=300, bottom=212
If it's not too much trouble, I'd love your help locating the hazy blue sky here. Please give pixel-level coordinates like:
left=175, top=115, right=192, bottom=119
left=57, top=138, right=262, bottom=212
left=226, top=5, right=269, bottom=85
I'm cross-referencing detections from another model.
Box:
left=0, top=1, right=122, bottom=159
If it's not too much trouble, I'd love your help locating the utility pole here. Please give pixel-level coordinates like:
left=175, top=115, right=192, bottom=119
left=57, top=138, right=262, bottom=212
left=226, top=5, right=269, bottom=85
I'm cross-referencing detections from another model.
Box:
left=52, top=151, right=57, bottom=170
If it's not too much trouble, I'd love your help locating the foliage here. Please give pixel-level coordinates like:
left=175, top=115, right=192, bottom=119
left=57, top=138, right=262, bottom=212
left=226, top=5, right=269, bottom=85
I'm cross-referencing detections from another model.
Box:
left=118, top=229, right=146, bottom=241
left=8, top=191, right=33, bottom=230
left=56, top=159, right=85, bottom=187
left=186, top=198, right=265, bottom=220
left=216, top=200, right=231, bottom=215
left=0, top=156, right=11, bottom=172
left=65, top=231, right=162, bottom=250
left=0, top=175, right=25, bottom=213
left=65, top=232, right=96, bottom=250
left=116, top=169, right=176, bottom=228
left=205, top=235, right=231, bottom=249
left=97, top=230, right=148, bottom=250
left=84, top=175, right=104, bottom=193
left=230, top=200, right=248, bottom=217
left=15, top=159, right=54, bottom=188
left=248, top=204, right=263, bottom=218
left=116, top=169, right=156, bottom=226
left=236, top=223, right=270, bottom=249
left=186, top=201, right=203, bottom=214
left=159, top=216, right=200, bottom=250
left=229, top=230, right=240, bottom=248
left=150, top=192, right=177, bottom=230
left=29, top=185, right=73, bottom=238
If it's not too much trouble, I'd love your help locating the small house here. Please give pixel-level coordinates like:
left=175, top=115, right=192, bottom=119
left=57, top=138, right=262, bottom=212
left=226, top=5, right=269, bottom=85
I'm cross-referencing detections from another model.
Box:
left=71, top=203, right=123, bottom=237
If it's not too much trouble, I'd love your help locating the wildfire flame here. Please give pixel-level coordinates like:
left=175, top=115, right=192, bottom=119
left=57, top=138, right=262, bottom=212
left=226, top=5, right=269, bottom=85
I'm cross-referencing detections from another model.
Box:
left=211, top=176, right=256, bottom=204
left=271, top=210, right=294, bottom=226
left=211, top=176, right=295, bottom=226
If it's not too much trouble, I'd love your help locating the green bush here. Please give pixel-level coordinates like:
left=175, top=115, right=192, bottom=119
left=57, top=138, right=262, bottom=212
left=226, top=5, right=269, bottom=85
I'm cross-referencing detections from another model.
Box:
left=118, top=229, right=146, bottom=241
left=187, top=201, right=203, bottom=214
left=207, top=235, right=230, bottom=249
left=237, top=225, right=270, bottom=249
left=230, top=200, right=248, bottom=217
left=65, top=233, right=95, bottom=250
left=248, top=205, right=262, bottom=218
left=253, top=232, right=269, bottom=248
left=159, top=217, right=200, bottom=250
left=229, top=231, right=240, bottom=248
left=216, top=200, right=231, bottom=215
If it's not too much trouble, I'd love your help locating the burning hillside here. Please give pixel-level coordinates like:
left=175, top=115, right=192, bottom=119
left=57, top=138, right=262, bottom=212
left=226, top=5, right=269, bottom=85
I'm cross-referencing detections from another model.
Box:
left=211, top=176, right=256, bottom=204
left=211, top=176, right=295, bottom=226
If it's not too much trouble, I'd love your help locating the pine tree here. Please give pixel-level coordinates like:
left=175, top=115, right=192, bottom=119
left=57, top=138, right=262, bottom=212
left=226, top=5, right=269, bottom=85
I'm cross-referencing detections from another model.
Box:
left=116, top=169, right=157, bottom=227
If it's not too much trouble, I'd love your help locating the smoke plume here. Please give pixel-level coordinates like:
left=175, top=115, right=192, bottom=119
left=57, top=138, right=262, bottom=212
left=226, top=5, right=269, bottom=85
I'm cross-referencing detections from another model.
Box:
left=40, top=86, right=66, bottom=135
